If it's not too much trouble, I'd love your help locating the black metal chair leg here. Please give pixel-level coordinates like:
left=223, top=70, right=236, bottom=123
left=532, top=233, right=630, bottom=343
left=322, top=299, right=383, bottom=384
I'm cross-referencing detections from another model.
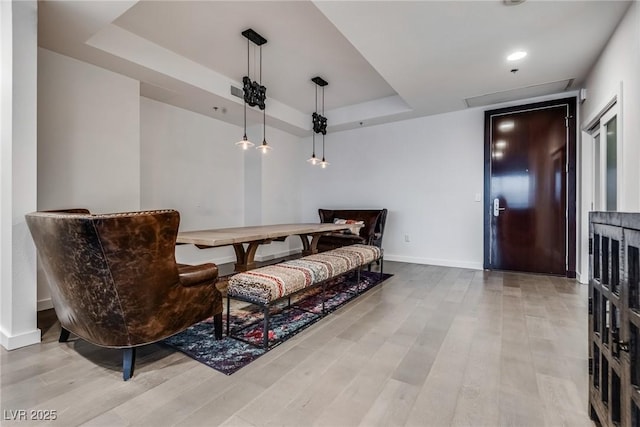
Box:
left=322, top=283, right=326, bottom=314
left=380, top=257, right=384, bottom=279
left=263, top=306, right=270, bottom=349
left=123, top=348, right=136, bottom=381
left=226, top=297, right=231, bottom=337
left=356, top=268, right=361, bottom=294
left=213, top=313, right=223, bottom=340
left=58, top=327, right=70, bottom=343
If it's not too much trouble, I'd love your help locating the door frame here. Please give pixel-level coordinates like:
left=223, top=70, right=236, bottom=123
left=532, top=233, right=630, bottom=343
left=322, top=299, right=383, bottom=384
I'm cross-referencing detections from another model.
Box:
left=592, top=105, right=621, bottom=212
left=483, top=97, right=577, bottom=277
left=579, top=90, right=621, bottom=283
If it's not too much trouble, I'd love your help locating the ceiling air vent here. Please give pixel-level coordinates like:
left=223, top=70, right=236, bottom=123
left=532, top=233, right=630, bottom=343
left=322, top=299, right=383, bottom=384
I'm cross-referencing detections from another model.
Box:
left=230, top=85, right=243, bottom=98
left=503, top=0, right=526, bottom=5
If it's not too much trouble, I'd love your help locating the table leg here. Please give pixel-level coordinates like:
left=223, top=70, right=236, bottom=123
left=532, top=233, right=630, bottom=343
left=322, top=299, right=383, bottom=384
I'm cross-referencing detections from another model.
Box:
left=232, top=242, right=261, bottom=272
left=300, top=233, right=322, bottom=256
left=299, top=234, right=312, bottom=255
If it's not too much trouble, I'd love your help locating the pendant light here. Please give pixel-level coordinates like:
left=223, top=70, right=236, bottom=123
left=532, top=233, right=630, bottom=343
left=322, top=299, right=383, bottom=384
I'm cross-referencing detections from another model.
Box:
left=236, top=78, right=252, bottom=149
left=258, top=106, right=272, bottom=153
left=256, top=47, right=271, bottom=154
left=307, top=79, right=320, bottom=164
left=310, top=76, right=328, bottom=167
left=320, top=133, right=329, bottom=168
left=307, top=132, right=319, bottom=165
left=236, top=29, right=267, bottom=150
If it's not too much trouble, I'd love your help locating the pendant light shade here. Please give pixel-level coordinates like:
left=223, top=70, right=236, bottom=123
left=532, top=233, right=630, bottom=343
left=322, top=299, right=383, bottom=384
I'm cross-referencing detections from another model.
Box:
left=236, top=135, right=254, bottom=150
left=258, top=140, right=272, bottom=153
left=310, top=76, right=328, bottom=167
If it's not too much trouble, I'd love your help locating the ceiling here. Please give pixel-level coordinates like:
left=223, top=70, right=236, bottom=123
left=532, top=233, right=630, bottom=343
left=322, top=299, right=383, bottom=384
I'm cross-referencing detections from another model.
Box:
left=38, top=0, right=632, bottom=136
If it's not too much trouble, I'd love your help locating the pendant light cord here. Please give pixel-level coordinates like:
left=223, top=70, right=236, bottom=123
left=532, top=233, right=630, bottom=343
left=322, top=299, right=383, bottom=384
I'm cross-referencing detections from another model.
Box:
left=244, top=38, right=248, bottom=137
left=313, top=85, right=318, bottom=154
left=260, top=45, right=267, bottom=145
left=322, top=85, right=326, bottom=160
left=322, top=133, right=325, bottom=158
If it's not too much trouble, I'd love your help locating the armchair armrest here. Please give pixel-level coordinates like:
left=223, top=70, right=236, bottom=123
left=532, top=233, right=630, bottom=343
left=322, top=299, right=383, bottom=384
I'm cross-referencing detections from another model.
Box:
left=178, top=263, right=219, bottom=287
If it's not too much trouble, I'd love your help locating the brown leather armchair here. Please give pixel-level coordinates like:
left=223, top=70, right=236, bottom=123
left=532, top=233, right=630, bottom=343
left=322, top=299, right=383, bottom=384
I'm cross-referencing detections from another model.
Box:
left=25, top=209, right=222, bottom=380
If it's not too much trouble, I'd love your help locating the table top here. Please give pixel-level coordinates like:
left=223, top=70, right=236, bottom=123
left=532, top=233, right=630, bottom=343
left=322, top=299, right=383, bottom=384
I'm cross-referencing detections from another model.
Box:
left=176, top=223, right=352, bottom=247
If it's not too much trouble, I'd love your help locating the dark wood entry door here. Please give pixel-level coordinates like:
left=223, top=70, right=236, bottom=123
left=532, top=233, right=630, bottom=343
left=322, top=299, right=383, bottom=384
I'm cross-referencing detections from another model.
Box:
left=484, top=98, right=576, bottom=276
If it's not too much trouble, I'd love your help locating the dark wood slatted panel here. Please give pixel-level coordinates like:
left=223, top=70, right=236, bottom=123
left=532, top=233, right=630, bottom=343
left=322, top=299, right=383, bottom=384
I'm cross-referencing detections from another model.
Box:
left=589, top=213, right=640, bottom=427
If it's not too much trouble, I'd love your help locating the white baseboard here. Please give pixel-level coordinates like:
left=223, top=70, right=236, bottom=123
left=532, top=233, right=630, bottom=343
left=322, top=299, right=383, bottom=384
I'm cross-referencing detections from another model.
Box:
left=210, top=255, right=237, bottom=265
left=576, top=271, right=588, bottom=284
left=37, top=298, right=54, bottom=311
left=383, top=254, right=483, bottom=270
left=0, top=328, right=41, bottom=350
left=255, top=249, right=299, bottom=262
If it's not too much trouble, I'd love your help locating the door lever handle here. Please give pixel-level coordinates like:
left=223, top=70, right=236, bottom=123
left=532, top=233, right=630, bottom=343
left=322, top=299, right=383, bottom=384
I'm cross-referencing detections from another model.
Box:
left=493, top=198, right=506, bottom=217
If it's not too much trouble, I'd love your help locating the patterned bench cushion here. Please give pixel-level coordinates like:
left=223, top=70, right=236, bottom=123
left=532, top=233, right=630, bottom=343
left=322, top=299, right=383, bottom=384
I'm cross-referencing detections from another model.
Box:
left=331, top=244, right=381, bottom=266
left=228, top=244, right=381, bottom=305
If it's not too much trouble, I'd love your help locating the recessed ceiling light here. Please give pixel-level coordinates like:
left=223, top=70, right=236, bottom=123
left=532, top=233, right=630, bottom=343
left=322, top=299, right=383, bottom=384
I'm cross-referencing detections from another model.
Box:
left=507, top=51, right=527, bottom=61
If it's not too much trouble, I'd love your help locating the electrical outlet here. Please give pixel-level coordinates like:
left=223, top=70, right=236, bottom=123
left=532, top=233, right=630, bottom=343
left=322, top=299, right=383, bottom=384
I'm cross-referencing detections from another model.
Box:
left=404, top=234, right=410, bottom=243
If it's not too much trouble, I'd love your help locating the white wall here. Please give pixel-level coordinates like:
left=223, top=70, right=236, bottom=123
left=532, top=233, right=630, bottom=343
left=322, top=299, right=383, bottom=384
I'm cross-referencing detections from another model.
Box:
left=140, top=97, right=245, bottom=265
left=140, top=97, right=307, bottom=265
left=300, top=108, right=486, bottom=269
left=578, top=1, right=640, bottom=282
left=1, top=0, right=41, bottom=350
left=38, top=48, right=140, bottom=213
left=36, top=48, right=140, bottom=309
left=259, top=126, right=305, bottom=260
left=582, top=0, right=639, bottom=211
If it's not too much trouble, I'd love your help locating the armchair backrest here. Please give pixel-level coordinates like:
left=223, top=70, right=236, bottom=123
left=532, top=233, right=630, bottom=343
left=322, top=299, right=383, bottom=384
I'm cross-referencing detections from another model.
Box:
left=26, top=210, right=182, bottom=347
left=318, top=209, right=388, bottom=245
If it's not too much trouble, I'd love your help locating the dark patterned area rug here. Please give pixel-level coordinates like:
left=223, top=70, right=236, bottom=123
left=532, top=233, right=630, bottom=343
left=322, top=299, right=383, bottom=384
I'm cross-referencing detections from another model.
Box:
left=163, top=271, right=392, bottom=375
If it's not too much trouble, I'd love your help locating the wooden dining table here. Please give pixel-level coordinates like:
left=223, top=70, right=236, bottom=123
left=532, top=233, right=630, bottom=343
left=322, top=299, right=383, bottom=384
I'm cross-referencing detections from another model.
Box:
left=176, top=223, right=357, bottom=272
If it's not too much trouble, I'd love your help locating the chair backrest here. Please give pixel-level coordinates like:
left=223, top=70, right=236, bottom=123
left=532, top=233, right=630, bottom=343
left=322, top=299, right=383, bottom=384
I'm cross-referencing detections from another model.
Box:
left=318, top=209, right=387, bottom=243
left=375, top=209, right=388, bottom=244
left=26, top=209, right=182, bottom=347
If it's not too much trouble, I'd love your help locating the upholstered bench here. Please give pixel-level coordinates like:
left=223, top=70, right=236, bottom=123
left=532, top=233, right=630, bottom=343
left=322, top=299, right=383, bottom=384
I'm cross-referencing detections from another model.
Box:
left=226, top=244, right=383, bottom=348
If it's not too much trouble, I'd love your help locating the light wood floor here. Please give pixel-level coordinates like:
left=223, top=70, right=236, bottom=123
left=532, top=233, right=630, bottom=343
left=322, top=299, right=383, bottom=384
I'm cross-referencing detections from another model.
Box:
left=1, top=262, right=592, bottom=427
